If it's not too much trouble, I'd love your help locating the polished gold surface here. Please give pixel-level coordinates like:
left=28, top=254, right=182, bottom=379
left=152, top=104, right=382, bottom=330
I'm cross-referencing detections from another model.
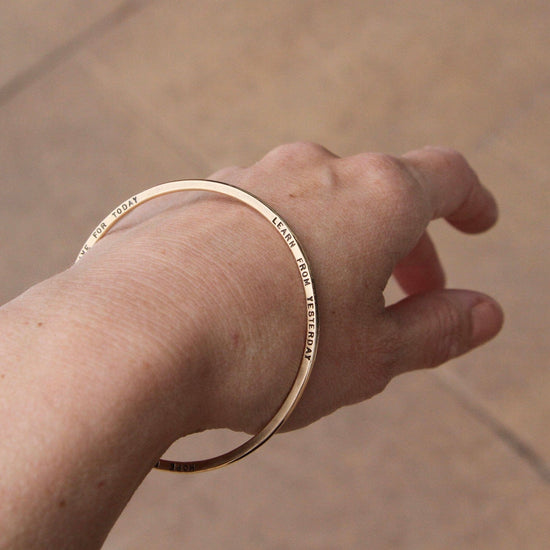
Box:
left=77, top=180, right=319, bottom=472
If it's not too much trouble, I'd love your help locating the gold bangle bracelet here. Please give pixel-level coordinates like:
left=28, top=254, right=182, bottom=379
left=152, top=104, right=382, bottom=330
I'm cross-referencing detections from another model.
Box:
left=76, top=180, right=319, bottom=473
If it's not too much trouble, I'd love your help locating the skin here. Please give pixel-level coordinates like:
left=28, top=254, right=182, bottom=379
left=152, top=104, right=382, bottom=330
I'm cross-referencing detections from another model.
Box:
left=0, top=143, right=503, bottom=549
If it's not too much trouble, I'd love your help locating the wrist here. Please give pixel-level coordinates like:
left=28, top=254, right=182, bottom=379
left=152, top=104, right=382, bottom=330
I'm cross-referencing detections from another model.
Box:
left=1, top=271, right=193, bottom=450
left=0, top=273, right=191, bottom=547
left=69, top=195, right=306, bottom=436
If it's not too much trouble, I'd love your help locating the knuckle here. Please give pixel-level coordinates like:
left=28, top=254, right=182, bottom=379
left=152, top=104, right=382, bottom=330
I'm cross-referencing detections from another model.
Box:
left=375, top=317, right=407, bottom=380
left=435, top=146, right=468, bottom=167
left=429, top=296, right=470, bottom=365
left=364, top=152, right=403, bottom=175
left=262, top=141, right=333, bottom=165
left=339, top=152, right=401, bottom=180
left=415, top=145, right=468, bottom=169
left=384, top=171, right=429, bottom=221
left=354, top=319, right=401, bottom=395
left=338, top=153, right=426, bottom=214
left=208, top=165, right=242, bottom=182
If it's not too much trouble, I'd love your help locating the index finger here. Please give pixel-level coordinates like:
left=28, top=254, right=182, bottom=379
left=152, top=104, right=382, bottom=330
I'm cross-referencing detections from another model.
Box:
left=402, top=146, right=498, bottom=233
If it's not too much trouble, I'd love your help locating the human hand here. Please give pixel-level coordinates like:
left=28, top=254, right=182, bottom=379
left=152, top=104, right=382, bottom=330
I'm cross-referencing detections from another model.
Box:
left=74, top=143, right=503, bottom=438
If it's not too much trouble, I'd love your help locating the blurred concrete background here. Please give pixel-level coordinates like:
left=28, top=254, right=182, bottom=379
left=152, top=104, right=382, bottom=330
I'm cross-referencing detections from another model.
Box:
left=1, top=1, right=549, bottom=548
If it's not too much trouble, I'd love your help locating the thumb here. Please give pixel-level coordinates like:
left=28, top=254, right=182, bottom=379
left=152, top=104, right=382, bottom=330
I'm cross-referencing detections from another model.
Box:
left=386, top=289, right=504, bottom=374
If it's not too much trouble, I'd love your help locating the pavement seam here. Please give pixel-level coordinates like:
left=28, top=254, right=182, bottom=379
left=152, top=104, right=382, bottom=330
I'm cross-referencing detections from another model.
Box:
left=0, top=0, right=152, bottom=108
left=435, top=369, right=550, bottom=484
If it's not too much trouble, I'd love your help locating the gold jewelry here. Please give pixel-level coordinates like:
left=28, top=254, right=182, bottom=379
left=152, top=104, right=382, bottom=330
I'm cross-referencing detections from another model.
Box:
left=76, top=180, right=319, bottom=473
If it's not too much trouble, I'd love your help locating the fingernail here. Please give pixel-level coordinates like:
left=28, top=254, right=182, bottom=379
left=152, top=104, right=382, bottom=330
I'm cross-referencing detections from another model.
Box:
left=471, top=300, right=504, bottom=347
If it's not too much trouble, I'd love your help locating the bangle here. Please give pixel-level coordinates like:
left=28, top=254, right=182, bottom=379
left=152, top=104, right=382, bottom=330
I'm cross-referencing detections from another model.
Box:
left=76, top=180, right=319, bottom=473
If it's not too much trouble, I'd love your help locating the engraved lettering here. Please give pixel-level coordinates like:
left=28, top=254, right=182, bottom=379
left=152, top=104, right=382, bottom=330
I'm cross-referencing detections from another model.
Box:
left=296, top=257, right=311, bottom=285
left=92, top=222, right=107, bottom=240
left=164, top=462, right=196, bottom=472
left=304, top=296, right=316, bottom=360
left=111, top=196, right=138, bottom=219
left=284, top=233, right=296, bottom=247
left=272, top=216, right=296, bottom=248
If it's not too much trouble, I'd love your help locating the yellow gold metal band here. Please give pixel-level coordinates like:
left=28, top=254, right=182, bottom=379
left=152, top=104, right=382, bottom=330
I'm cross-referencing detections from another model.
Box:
left=76, top=180, right=319, bottom=473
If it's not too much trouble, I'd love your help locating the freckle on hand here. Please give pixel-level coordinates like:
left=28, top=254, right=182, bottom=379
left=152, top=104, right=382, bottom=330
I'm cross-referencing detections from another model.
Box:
left=232, top=332, right=240, bottom=348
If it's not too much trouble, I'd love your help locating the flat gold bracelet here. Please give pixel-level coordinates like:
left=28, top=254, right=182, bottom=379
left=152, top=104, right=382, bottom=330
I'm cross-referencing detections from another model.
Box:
left=76, top=180, right=319, bottom=473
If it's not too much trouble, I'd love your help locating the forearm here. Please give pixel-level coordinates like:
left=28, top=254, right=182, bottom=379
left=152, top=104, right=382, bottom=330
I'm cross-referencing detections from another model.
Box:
left=0, top=196, right=304, bottom=548
left=0, top=270, right=201, bottom=549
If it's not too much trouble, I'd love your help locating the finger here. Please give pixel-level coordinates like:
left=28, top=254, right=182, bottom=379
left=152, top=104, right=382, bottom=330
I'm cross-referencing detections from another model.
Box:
left=386, top=289, right=503, bottom=375
left=392, top=231, right=445, bottom=295
left=402, top=146, right=498, bottom=233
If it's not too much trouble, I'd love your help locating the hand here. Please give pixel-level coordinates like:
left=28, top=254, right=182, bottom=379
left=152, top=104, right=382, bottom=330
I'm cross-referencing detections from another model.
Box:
left=75, top=143, right=503, bottom=437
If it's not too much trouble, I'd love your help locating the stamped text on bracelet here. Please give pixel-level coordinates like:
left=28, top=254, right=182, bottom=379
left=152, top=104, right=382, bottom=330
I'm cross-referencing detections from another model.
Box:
left=76, top=180, right=319, bottom=473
